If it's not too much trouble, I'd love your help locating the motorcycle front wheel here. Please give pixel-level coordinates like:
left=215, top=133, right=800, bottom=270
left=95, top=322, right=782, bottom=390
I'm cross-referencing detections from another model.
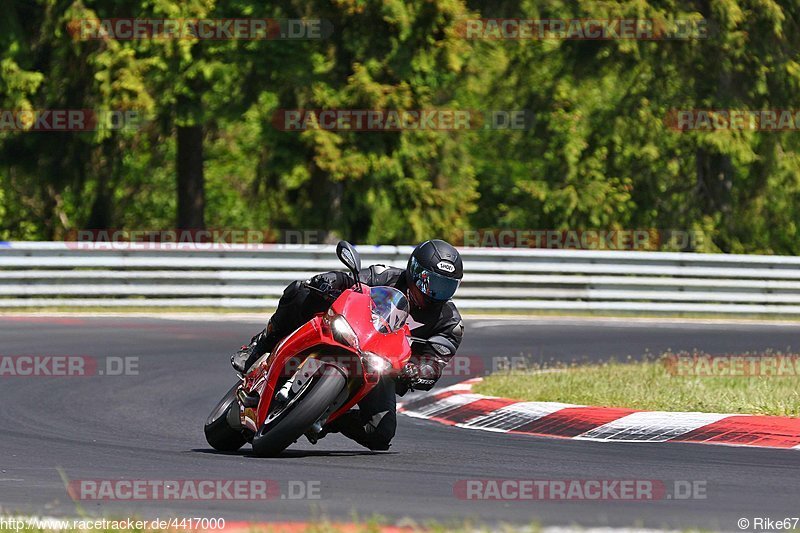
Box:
left=251, top=366, right=346, bottom=457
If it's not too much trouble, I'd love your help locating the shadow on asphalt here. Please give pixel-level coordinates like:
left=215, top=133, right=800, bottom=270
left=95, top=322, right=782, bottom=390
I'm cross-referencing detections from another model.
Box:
left=191, top=448, right=393, bottom=458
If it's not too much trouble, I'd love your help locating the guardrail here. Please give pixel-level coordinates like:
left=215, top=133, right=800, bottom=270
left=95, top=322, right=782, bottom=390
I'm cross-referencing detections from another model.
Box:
left=1, top=241, right=800, bottom=315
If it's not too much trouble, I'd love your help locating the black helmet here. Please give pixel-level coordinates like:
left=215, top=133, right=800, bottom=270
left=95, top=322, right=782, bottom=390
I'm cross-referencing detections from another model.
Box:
left=406, top=239, right=463, bottom=308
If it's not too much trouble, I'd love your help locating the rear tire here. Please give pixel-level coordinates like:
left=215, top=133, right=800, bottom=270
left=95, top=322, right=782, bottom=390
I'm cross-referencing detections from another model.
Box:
left=204, top=383, right=247, bottom=452
left=252, top=367, right=345, bottom=457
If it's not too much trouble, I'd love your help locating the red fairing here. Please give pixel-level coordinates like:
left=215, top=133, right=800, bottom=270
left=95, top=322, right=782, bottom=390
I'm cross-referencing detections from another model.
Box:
left=249, top=284, right=412, bottom=430
left=330, top=285, right=411, bottom=371
left=251, top=319, right=332, bottom=428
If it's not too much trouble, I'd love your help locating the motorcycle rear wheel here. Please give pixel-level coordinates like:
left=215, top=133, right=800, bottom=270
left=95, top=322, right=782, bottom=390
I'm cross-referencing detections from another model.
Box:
left=204, top=383, right=247, bottom=452
left=251, top=366, right=345, bottom=457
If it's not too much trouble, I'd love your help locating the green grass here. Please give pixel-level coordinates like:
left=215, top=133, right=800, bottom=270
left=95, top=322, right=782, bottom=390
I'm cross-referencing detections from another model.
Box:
left=474, top=355, right=800, bottom=416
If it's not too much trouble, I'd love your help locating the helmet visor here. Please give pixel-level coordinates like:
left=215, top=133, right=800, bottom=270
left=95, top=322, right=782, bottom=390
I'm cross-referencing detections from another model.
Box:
left=409, top=257, right=461, bottom=302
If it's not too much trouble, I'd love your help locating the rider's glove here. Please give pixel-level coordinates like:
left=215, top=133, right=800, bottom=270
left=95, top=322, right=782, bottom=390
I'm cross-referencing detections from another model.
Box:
left=395, top=363, right=420, bottom=396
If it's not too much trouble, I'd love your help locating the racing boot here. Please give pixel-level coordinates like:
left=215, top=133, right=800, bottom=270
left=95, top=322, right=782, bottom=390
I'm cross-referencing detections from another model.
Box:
left=310, top=410, right=392, bottom=451
left=231, top=320, right=280, bottom=375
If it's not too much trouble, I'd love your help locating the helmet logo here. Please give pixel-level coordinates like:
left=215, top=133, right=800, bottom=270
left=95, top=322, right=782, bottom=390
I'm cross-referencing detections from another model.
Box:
left=436, top=261, right=455, bottom=273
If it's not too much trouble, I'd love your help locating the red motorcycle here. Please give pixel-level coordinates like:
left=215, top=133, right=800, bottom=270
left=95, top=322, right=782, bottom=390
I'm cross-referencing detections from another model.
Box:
left=204, top=241, right=412, bottom=457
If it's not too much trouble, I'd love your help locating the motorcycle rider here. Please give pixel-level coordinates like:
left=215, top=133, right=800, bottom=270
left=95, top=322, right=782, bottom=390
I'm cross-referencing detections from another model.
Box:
left=231, top=239, right=464, bottom=451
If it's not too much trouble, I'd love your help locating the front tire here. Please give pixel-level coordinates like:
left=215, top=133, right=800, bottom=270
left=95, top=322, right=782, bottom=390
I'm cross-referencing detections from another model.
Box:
left=252, top=367, right=346, bottom=457
left=204, top=383, right=247, bottom=452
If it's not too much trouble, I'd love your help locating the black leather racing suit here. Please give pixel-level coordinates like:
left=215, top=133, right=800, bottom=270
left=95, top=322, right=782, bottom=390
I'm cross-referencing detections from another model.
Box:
left=258, top=264, right=464, bottom=450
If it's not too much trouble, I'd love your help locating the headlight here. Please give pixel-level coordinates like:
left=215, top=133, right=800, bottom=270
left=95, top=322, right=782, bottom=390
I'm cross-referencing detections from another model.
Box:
left=328, top=312, right=360, bottom=350
left=361, top=352, right=393, bottom=375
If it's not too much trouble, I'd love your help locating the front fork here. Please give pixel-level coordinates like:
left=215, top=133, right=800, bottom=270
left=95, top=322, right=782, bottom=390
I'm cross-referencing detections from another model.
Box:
left=242, top=356, right=351, bottom=435
left=269, top=356, right=329, bottom=419
left=239, top=350, right=377, bottom=440
left=288, top=358, right=350, bottom=436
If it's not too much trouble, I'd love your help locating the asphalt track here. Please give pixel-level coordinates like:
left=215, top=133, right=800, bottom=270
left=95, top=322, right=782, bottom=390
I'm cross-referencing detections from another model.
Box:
left=1, top=315, right=799, bottom=530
